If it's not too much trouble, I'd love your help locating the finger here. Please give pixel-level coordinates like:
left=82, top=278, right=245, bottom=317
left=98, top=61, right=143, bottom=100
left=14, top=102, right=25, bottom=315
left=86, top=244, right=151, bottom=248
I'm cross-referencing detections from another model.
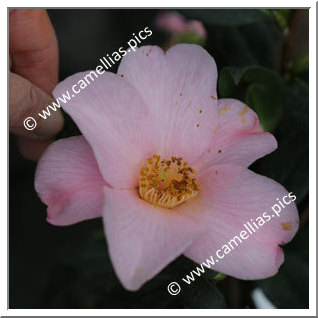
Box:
left=9, top=9, right=59, bottom=93
left=16, top=137, right=53, bottom=161
left=9, top=72, right=63, bottom=139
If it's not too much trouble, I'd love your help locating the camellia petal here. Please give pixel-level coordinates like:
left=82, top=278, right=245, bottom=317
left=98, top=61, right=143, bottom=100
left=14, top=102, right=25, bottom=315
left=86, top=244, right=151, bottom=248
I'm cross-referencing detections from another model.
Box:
left=53, top=72, right=156, bottom=189
left=35, top=136, right=106, bottom=225
left=102, top=186, right=207, bottom=290
left=118, top=44, right=218, bottom=165
left=196, top=99, right=278, bottom=170
left=181, top=164, right=299, bottom=279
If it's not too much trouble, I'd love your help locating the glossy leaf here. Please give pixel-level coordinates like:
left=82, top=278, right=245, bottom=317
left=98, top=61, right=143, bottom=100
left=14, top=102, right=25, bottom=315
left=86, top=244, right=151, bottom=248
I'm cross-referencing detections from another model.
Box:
left=218, top=66, right=284, bottom=131
left=258, top=81, right=309, bottom=203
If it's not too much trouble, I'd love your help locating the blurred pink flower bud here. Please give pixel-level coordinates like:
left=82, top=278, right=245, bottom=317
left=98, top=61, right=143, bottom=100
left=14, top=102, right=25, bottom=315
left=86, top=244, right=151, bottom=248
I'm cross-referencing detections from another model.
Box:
left=156, top=10, right=207, bottom=40
left=187, top=20, right=207, bottom=40
left=156, top=11, right=187, bottom=33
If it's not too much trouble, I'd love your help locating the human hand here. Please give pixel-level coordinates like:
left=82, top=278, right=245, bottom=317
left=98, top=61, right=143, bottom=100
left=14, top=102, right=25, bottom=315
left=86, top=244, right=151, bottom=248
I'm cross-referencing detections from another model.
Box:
left=9, top=9, right=64, bottom=160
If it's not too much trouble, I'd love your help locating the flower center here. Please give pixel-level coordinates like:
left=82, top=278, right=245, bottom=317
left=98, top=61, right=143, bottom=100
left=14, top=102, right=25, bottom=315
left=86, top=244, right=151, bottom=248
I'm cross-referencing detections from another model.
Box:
left=139, top=154, right=199, bottom=209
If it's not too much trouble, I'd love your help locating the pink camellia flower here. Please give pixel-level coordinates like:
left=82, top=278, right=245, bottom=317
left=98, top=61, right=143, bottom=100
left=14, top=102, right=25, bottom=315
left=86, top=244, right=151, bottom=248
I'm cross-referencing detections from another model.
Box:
left=156, top=10, right=207, bottom=40
left=35, top=44, right=299, bottom=291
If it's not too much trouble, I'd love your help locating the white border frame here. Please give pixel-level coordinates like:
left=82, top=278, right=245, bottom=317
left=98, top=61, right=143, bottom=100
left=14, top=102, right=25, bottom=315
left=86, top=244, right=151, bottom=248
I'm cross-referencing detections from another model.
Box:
left=3, top=1, right=316, bottom=316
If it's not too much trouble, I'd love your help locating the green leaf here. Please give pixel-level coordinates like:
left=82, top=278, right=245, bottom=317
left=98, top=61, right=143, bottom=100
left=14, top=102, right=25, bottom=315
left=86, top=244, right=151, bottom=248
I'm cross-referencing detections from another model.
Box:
left=198, top=14, right=284, bottom=69
left=180, top=9, right=270, bottom=26
left=212, top=272, right=227, bottom=281
left=218, top=66, right=284, bottom=131
left=290, top=52, right=309, bottom=75
left=176, top=31, right=206, bottom=46
left=272, top=9, right=293, bottom=30
left=258, top=80, right=308, bottom=203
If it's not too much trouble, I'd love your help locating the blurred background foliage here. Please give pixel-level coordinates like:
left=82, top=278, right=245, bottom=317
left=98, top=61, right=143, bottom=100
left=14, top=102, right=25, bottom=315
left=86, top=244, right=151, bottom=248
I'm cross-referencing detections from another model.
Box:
left=9, top=9, right=309, bottom=309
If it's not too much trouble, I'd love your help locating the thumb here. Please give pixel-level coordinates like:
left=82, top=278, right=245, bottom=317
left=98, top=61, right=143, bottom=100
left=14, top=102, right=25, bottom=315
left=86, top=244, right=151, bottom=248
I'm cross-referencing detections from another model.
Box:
left=9, top=71, right=63, bottom=139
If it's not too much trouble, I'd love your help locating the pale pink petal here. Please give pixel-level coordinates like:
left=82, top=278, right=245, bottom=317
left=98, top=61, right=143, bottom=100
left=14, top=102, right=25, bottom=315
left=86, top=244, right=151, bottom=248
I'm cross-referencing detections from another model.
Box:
left=102, top=187, right=207, bottom=290
left=118, top=44, right=218, bottom=165
left=196, top=99, right=277, bottom=170
left=53, top=72, right=156, bottom=189
left=35, top=136, right=106, bottom=226
left=179, top=164, right=299, bottom=279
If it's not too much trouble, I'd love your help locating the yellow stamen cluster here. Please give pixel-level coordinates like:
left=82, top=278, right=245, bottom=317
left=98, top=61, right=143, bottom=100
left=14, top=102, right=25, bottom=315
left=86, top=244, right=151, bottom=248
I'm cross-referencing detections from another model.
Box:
left=139, top=154, right=199, bottom=209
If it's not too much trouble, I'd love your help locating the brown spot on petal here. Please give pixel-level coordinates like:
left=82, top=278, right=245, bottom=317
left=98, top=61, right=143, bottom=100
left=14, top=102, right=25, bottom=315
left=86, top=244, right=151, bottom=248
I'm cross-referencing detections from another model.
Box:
left=239, top=105, right=249, bottom=116
left=218, top=149, right=222, bottom=154
left=213, top=123, right=221, bottom=136
left=146, top=47, right=153, bottom=57
left=210, top=94, right=217, bottom=100
left=281, top=222, right=293, bottom=231
left=218, top=104, right=230, bottom=115
left=239, top=105, right=249, bottom=124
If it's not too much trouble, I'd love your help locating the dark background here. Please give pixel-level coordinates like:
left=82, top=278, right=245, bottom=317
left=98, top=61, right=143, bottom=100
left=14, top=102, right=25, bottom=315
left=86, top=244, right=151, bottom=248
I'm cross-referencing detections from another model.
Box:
left=9, top=9, right=309, bottom=309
